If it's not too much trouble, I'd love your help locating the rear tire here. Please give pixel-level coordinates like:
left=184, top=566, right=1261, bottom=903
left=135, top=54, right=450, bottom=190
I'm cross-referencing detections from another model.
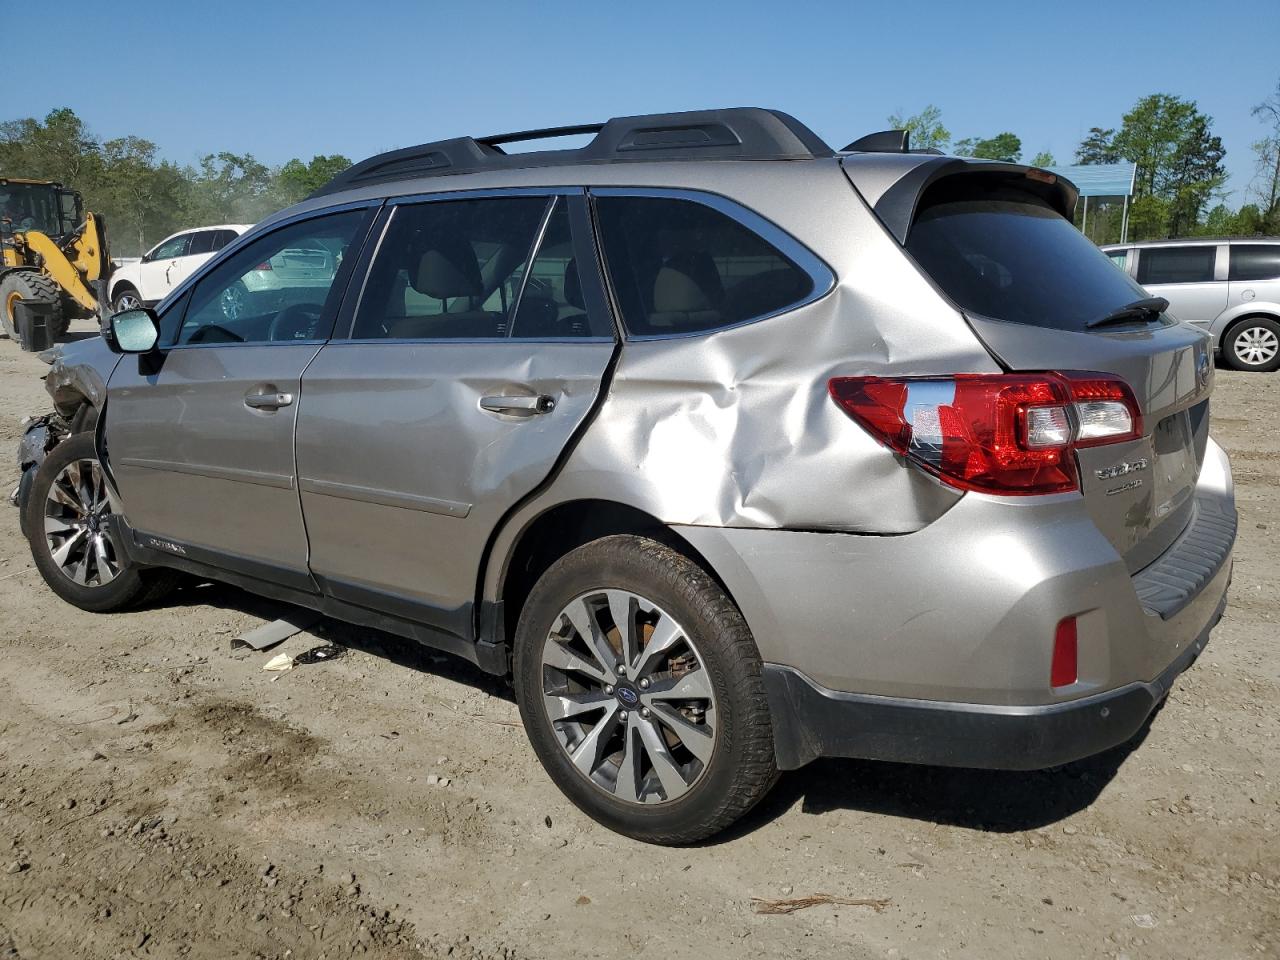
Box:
left=1223, top=316, right=1280, bottom=372
left=513, top=535, right=778, bottom=844
left=0, top=271, right=66, bottom=340
left=23, top=433, right=179, bottom=612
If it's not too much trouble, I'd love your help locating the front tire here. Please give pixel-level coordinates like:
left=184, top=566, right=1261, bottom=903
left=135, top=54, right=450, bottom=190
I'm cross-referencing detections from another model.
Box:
left=23, top=433, right=178, bottom=612
left=1223, top=316, right=1280, bottom=372
left=112, top=285, right=143, bottom=314
left=513, top=535, right=777, bottom=844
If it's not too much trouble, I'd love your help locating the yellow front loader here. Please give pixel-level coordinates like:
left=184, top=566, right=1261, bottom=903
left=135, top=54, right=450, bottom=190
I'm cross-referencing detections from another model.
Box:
left=0, top=177, right=110, bottom=340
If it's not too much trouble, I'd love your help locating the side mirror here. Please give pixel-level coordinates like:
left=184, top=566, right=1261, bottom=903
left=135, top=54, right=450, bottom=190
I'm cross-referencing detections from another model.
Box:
left=107, top=308, right=160, bottom=354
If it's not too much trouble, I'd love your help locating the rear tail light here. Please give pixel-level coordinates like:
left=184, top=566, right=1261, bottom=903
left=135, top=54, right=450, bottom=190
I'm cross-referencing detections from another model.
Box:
left=253, top=260, right=273, bottom=271
left=828, top=372, right=1142, bottom=496
left=1051, top=616, right=1079, bottom=688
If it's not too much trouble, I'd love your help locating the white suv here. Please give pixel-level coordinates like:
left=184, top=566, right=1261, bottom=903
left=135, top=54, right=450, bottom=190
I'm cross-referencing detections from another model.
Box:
left=108, top=225, right=252, bottom=312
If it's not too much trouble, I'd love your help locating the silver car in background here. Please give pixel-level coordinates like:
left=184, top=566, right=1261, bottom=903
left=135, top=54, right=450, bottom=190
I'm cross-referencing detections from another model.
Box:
left=17, top=109, right=1236, bottom=843
left=1102, top=238, right=1280, bottom=371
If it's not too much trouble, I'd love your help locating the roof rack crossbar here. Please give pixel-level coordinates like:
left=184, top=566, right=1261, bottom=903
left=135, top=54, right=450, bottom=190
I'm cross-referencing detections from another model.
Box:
left=476, top=123, right=606, bottom=149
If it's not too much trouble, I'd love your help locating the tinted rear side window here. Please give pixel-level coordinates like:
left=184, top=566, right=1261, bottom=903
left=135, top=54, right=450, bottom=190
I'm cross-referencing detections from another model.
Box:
left=594, top=196, right=814, bottom=336
left=1137, top=246, right=1217, bottom=285
left=188, top=231, right=217, bottom=255
left=1229, top=244, right=1280, bottom=282
left=905, top=185, right=1149, bottom=331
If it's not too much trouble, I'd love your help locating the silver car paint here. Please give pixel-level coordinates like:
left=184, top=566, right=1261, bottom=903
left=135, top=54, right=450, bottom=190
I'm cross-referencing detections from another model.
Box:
left=676, top=437, right=1233, bottom=704
left=60, top=150, right=1233, bottom=717
left=106, top=343, right=320, bottom=574
left=296, top=340, right=613, bottom=620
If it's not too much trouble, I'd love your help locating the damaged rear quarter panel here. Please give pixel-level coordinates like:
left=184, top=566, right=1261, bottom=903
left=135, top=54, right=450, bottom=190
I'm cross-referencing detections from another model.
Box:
left=483, top=161, right=1001, bottom=601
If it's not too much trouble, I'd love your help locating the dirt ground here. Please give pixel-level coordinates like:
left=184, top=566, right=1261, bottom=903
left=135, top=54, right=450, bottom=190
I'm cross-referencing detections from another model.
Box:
left=0, top=320, right=1276, bottom=960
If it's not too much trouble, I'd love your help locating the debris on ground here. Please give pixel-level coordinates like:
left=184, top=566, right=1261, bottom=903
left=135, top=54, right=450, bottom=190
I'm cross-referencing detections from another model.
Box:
left=261, top=653, right=294, bottom=673
left=751, top=894, right=892, bottom=915
left=232, top=612, right=323, bottom=651
left=294, top=643, right=347, bottom=665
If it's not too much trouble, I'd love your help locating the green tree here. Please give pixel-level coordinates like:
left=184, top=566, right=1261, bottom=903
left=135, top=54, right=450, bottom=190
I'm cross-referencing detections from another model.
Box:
left=98, top=137, right=188, bottom=255
left=0, top=107, right=103, bottom=189
left=886, top=105, right=949, bottom=152
left=1030, top=150, right=1055, bottom=167
left=1164, top=114, right=1226, bottom=236
left=1075, top=127, right=1119, bottom=165
left=181, top=152, right=276, bottom=225
left=1109, top=94, right=1227, bottom=237
left=971, top=132, right=1022, bottom=162
left=276, top=154, right=352, bottom=204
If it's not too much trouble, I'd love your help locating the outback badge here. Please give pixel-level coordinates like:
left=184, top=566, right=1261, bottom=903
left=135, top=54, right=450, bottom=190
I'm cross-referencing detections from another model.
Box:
left=1096, top=457, right=1149, bottom=481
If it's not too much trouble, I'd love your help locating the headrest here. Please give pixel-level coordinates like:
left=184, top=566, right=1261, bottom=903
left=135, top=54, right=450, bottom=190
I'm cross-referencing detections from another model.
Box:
left=652, top=252, right=723, bottom=313
left=563, top=258, right=583, bottom=309
left=411, top=234, right=482, bottom=299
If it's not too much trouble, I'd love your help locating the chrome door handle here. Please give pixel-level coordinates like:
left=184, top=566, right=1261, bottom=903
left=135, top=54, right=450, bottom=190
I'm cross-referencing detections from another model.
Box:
left=244, top=391, right=294, bottom=410
left=479, top=394, right=556, bottom=415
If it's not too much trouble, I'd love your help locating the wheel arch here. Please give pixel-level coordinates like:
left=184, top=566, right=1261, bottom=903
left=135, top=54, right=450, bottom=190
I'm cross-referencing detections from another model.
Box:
left=1211, top=304, right=1280, bottom=345
left=485, top=498, right=743, bottom=662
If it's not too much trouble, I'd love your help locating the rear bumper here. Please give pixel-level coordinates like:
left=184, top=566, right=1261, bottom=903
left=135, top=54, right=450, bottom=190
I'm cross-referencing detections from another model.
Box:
left=764, top=588, right=1225, bottom=770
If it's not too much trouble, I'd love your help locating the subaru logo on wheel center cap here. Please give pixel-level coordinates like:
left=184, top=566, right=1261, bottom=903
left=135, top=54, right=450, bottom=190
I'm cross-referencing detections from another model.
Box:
left=615, top=685, right=640, bottom=707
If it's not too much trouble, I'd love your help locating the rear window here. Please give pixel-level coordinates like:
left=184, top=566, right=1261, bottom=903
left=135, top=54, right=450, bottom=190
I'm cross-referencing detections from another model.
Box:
left=1137, top=246, right=1217, bottom=285
left=594, top=195, right=814, bottom=336
left=905, top=185, right=1150, bottom=332
left=1229, top=244, right=1280, bottom=282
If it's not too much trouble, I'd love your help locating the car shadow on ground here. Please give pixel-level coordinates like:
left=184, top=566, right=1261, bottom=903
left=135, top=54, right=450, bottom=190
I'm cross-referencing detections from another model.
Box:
left=158, top=580, right=1152, bottom=842
left=709, top=713, right=1157, bottom=845
left=163, top=580, right=514, bottom=701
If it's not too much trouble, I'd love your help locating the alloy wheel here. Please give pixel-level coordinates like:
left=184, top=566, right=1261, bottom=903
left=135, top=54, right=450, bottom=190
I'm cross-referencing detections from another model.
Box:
left=540, top=590, right=717, bottom=805
left=43, top=458, right=121, bottom=587
left=1234, top=326, right=1280, bottom=366
left=114, top=292, right=142, bottom=312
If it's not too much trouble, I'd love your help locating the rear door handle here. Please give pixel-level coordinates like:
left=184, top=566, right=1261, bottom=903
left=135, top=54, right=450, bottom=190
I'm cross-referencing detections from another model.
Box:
left=479, top=394, right=556, bottom=415
left=244, top=390, right=294, bottom=411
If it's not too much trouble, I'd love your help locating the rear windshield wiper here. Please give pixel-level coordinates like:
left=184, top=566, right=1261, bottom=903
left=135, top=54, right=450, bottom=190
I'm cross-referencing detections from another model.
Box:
left=1086, top=296, right=1169, bottom=329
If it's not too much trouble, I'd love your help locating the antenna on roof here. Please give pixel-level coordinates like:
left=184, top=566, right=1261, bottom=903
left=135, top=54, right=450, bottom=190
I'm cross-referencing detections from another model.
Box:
left=842, top=130, right=911, bottom=153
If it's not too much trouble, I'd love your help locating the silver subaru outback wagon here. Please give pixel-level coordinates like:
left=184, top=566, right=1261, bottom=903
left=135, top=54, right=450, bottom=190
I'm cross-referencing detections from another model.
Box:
left=16, top=109, right=1236, bottom=844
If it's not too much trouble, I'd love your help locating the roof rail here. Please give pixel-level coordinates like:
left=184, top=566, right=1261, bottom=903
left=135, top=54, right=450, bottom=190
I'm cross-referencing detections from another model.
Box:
left=312, top=108, right=834, bottom=196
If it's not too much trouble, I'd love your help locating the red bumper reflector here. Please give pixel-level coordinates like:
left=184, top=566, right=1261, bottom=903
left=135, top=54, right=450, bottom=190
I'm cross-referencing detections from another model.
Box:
left=1051, top=616, right=1079, bottom=688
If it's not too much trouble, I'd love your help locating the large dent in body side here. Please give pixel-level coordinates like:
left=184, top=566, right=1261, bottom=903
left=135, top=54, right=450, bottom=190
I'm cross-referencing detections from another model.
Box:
left=483, top=162, right=999, bottom=602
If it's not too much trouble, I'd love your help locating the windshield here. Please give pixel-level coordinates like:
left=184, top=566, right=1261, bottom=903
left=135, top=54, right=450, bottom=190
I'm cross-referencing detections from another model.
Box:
left=0, top=183, right=62, bottom=235
left=905, top=183, right=1155, bottom=332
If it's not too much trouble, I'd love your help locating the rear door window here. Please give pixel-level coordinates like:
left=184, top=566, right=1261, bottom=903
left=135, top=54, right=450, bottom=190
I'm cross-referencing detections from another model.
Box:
left=904, top=183, right=1151, bottom=331
left=188, top=231, right=217, bottom=255
left=1228, top=244, right=1280, bottom=282
left=352, top=196, right=546, bottom=340
left=1136, top=246, right=1217, bottom=285
left=593, top=195, right=816, bottom=336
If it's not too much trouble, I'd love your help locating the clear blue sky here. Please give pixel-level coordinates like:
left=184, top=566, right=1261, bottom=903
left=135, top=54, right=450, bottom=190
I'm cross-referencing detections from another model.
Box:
left=15, top=0, right=1280, bottom=205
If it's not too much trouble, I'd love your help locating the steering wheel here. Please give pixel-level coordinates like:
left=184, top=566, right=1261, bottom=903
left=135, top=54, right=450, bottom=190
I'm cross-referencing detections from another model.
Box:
left=268, top=302, right=325, bottom=341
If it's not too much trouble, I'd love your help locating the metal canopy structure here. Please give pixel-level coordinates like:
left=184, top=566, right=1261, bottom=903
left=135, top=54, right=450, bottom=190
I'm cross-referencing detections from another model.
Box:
left=1045, top=162, right=1138, bottom=242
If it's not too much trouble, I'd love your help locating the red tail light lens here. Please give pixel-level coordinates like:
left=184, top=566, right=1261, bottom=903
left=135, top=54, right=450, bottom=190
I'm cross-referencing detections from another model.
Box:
left=1051, top=616, right=1079, bottom=688
left=253, top=261, right=273, bottom=271
left=828, top=372, right=1142, bottom=496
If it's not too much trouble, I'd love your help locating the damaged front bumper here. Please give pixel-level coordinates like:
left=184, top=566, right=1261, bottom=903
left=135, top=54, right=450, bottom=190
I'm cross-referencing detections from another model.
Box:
left=10, top=414, right=68, bottom=526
